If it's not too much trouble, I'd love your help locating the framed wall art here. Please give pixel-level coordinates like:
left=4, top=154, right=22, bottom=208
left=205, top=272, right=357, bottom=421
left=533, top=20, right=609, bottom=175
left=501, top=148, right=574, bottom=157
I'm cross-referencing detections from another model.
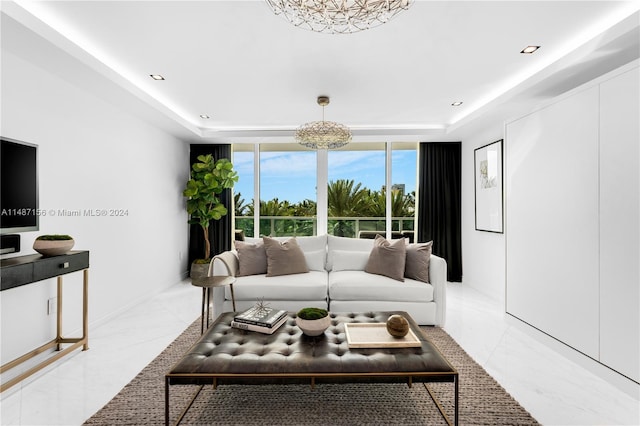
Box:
left=474, top=139, right=503, bottom=233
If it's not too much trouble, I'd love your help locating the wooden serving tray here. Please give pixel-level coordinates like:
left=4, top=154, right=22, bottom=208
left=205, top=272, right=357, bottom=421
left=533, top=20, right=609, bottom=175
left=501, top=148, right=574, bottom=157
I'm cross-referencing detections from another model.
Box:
left=344, top=323, right=422, bottom=348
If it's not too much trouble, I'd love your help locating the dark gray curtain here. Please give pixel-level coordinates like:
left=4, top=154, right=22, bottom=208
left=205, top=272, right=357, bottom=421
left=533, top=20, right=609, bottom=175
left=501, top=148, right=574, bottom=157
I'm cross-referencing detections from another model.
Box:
left=188, top=144, right=233, bottom=263
left=417, top=142, right=462, bottom=282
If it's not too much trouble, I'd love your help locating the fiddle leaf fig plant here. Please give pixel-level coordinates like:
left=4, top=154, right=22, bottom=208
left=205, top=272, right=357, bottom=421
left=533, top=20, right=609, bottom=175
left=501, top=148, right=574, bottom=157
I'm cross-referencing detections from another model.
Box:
left=183, top=154, right=238, bottom=261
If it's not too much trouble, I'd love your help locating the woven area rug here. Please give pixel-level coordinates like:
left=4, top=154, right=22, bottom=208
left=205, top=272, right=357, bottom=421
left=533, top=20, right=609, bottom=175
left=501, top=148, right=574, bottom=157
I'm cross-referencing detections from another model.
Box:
left=84, top=318, right=539, bottom=426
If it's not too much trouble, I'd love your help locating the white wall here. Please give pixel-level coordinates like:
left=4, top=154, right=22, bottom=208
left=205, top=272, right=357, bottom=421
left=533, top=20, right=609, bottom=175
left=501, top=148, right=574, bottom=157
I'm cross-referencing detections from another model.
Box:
left=598, top=66, right=640, bottom=381
left=0, top=49, right=189, bottom=363
left=461, top=124, right=506, bottom=303
left=457, top=62, right=639, bottom=396
left=505, top=62, right=639, bottom=384
left=505, top=85, right=601, bottom=358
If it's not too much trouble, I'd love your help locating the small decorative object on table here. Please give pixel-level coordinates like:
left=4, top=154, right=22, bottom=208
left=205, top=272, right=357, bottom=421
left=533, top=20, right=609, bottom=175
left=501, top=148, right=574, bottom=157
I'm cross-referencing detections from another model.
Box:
left=231, top=299, right=287, bottom=334
left=295, top=307, right=331, bottom=336
left=33, top=235, right=74, bottom=256
left=386, top=314, right=410, bottom=338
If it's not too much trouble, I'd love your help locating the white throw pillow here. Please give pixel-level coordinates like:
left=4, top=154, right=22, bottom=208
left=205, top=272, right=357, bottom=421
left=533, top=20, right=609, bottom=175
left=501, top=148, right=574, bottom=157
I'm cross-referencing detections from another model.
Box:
left=331, top=250, right=370, bottom=272
left=327, top=235, right=374, bottom=270
left=294, top=235, right=327, bottom=253
left=304, top=249, right=326, bottom=272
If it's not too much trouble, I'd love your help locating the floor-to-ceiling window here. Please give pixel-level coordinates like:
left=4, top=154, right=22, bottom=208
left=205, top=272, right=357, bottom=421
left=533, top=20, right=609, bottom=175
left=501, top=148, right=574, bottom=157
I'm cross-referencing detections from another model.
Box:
left=233, top=142, right=416, bottom=239
left=259, top=144, right=317, bottom=236
left=327, top=143, right=386, bottom=237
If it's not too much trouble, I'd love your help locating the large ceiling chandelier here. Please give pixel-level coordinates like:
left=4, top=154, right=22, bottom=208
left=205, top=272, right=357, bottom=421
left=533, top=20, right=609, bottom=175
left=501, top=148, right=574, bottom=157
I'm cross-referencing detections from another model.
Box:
left=296, top=96, right=352, bottom=149
left=264, top=0, right=413, bottom=35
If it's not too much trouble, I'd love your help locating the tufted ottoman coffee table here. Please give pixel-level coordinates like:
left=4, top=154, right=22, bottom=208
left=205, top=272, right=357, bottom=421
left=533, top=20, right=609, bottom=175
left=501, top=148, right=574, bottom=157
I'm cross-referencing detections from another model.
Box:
left=165, top=311, right=458, bottom=426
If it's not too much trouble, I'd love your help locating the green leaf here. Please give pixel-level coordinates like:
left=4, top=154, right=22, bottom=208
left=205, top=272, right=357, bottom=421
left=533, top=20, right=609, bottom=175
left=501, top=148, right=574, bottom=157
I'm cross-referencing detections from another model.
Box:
left=197, top=154, right=212, bottom=163
left=183, top=155, right=237, bottom=259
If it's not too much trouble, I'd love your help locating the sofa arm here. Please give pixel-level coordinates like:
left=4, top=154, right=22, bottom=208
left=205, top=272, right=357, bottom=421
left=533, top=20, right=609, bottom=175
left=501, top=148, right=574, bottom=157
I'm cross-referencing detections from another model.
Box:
left=209, top=250, right=239, bottom=277
left=429, top=254, right=447, bottom=327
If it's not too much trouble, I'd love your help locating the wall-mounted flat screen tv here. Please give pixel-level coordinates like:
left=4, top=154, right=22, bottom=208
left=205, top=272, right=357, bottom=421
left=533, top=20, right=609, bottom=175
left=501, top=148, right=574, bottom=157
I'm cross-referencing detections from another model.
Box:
left=1, top=137, right=39, bottom=234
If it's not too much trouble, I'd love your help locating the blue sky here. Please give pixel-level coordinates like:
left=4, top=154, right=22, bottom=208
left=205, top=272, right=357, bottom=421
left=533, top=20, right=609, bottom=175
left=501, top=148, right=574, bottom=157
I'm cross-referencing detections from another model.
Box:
left=233, top=149, right=416, bottom=204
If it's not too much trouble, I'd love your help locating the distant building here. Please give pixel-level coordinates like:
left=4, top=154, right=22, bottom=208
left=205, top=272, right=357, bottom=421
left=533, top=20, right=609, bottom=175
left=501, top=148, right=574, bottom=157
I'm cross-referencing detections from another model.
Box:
left=391, top=184, right=405, bottom=196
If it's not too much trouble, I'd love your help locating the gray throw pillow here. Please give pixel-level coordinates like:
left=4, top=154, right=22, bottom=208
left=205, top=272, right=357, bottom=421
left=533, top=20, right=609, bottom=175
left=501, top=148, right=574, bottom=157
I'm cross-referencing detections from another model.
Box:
left=263, top=236, right=309, bottom=277
left=235, top=240, right=267, bottom=276
left=364, top=235, right=406, bottom=282
left=405, top=241, right=433, bottom=283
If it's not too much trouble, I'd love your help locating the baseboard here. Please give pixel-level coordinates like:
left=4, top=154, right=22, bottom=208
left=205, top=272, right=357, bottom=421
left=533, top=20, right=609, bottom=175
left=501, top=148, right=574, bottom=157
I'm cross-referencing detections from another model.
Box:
left=506, top=314, right=639, bottom=400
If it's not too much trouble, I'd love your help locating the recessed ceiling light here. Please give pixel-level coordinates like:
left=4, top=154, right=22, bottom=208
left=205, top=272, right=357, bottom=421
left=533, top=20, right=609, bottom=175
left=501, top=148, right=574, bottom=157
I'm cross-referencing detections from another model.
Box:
left=199, top=114, right=210, bottom=119
left=520, top=46, right=540, bottom=54
left=451, top=101, right=463, bottom=107
left=149, top=74, right=165, bottom=80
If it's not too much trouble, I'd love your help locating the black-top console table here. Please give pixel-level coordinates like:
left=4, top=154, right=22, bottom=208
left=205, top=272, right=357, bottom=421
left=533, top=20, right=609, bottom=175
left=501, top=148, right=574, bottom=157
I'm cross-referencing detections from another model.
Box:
left=0, top=250, right=89, bottom=392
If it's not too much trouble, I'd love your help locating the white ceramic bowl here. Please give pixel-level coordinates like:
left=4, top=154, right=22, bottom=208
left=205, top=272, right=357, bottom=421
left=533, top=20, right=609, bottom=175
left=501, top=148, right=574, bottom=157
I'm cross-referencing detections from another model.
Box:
left=295, top=315, right=331, bottom=336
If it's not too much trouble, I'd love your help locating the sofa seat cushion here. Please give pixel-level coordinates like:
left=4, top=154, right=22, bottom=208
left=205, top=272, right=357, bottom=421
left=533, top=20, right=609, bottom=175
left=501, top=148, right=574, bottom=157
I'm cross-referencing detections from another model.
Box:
left=225, top=270, right=328, bottom=301
left=329, top=271, right=433, bottom=303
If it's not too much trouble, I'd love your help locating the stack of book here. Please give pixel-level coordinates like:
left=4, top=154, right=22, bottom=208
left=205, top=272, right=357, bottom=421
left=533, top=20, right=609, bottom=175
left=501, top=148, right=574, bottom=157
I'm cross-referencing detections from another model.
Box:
left=231, top=306, right=288, bottom=334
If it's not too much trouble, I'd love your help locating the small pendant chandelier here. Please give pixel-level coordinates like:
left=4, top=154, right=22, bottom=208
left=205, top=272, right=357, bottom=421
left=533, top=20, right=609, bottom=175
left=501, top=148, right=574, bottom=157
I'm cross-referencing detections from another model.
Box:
left=296, top=96, right=352, bottom=150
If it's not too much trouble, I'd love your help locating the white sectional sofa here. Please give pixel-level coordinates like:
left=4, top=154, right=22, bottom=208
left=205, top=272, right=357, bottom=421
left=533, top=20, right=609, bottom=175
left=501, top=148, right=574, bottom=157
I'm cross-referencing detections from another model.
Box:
left=209, top=235, right=447, bottom=326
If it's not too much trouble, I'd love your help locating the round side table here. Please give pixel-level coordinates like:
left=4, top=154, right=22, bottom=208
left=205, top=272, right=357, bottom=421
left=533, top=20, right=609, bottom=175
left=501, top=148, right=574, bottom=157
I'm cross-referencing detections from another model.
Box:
left=191, top=276, right=236, bottom=334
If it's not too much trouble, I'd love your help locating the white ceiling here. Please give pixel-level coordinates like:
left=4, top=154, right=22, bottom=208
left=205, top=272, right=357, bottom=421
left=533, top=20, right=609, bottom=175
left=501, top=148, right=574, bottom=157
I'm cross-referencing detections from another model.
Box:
left=2, top=1, right=639, bottom=143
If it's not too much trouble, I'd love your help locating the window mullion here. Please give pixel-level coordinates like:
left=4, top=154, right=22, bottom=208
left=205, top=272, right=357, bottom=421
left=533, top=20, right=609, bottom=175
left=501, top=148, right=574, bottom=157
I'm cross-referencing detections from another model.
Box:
left=386, top=142, right=392, bottom=239
left=317, top=148, right=328, bottom=235
left=253, top=143, right=260, bottom=238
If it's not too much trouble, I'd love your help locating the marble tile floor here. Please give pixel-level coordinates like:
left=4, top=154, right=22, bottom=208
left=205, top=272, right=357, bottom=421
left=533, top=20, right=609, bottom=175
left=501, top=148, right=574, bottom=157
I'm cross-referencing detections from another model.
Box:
left=444, top=283, right=639, bottom=426
left=1, top=280, right=638, bottom=425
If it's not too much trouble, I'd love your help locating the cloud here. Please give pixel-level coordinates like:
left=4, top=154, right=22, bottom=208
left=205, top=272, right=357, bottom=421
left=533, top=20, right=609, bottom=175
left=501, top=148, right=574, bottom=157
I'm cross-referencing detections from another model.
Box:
left=260, top=152, right=317, bottom=177
left=233, top=151, right=255, bottom=175
left=328, top=151, right=385, bottom=176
